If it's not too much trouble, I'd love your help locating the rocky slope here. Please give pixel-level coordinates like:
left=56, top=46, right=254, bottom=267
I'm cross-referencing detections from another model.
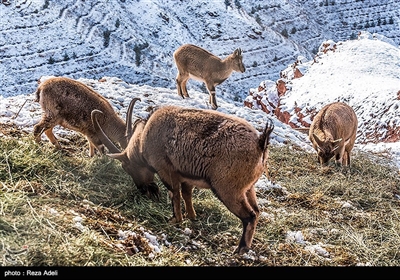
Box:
left=244, top=33, right=400, bottom=144
left=1, top=0, right=398, bottom=101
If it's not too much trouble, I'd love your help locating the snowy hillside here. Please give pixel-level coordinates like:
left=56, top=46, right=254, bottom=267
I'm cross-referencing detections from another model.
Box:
left=0, top=75, right=311, bottom=151
left=246, top=33, right=400, bottom=144
left=283, top=37, right=399, bottom=143
left=0, top=0, right=399, bottom=169
left=243, top=33, right=400, bottom=168
left=1, top=32, right=400, bottom=170
left=0, top=0, right=399, bottom=100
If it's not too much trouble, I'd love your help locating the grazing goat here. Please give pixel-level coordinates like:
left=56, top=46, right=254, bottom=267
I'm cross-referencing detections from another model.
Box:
left=92, top=99, right=274, bottom=255
left=309, top=101, right=358, bottom=166
left=173, top=44, right=245, bottom=110
left=33, top=76, right=135, bottom=157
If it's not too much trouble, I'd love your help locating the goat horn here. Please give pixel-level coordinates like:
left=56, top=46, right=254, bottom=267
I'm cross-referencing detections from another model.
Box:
left=91, top=109, right=121, bottom=154
left=332, top=145, right=340, bottom=152
left=125, top=97, right=141, bottom=139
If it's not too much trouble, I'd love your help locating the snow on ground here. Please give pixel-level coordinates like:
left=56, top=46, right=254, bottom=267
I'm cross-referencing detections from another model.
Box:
left=0, top=75, right=310, bottom=150
left=245, top=32, right=400, bottom=170
left=0, top=76, right=313, bottom=258
left=1, top=33, right=399, bottom=258
left=1, top=34, right=400, bottom=170
left=0, top=34, right=398, bottom=189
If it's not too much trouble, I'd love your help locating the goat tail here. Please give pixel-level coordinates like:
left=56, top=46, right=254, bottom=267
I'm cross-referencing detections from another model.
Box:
left=259, top=118, right=274, bottom=161
left=34, top=87, right=41, bottom=103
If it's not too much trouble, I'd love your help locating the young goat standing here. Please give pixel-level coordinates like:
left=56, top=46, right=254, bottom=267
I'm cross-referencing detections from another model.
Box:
left=173, top=44, right=245, bottom=110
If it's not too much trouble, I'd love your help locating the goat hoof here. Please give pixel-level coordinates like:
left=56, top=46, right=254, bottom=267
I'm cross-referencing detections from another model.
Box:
left=233, top=246, right=250, bottom=255
left=183, top=213, right=196, bottom=220
left=168, top=216, right=183, bottom=224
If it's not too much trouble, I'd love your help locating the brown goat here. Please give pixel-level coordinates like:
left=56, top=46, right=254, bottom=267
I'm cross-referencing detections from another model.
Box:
left=309, top=102, right=358, bottom=166
left=33, top=76, right=134, bottom=157
left=173, top=44, right=245, bottom=110
left=92, top=99, right=274, bottom=255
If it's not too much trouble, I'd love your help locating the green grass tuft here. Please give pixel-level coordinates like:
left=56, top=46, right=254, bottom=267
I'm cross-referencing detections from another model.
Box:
left=1, top=127, right=399, bottom=266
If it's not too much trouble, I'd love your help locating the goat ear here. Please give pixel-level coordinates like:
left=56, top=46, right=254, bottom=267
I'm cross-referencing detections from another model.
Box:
left=313, top=133, right=324, bottom=147
left=234, top=48, right=241, bottom=56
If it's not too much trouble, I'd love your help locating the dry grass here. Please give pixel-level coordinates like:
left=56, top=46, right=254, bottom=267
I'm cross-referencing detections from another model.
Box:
left=0, top=123, right=399, bottom=267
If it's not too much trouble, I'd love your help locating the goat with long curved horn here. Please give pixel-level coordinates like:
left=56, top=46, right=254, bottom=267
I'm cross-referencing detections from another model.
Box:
left=91, top=97, right=141, bottom=154
left=92, top=99, right=275, bottom=255
left=125, top=97, right=141, bottom=140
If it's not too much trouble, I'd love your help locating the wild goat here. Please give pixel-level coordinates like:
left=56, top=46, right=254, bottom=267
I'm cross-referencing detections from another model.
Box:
left=173, top=44, right=245, bottom=110
left=33, top=76, right=134, bottom=157
left=92, top=99, right=274, bottom=254
left=309, top=101, right=358, bottom=166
